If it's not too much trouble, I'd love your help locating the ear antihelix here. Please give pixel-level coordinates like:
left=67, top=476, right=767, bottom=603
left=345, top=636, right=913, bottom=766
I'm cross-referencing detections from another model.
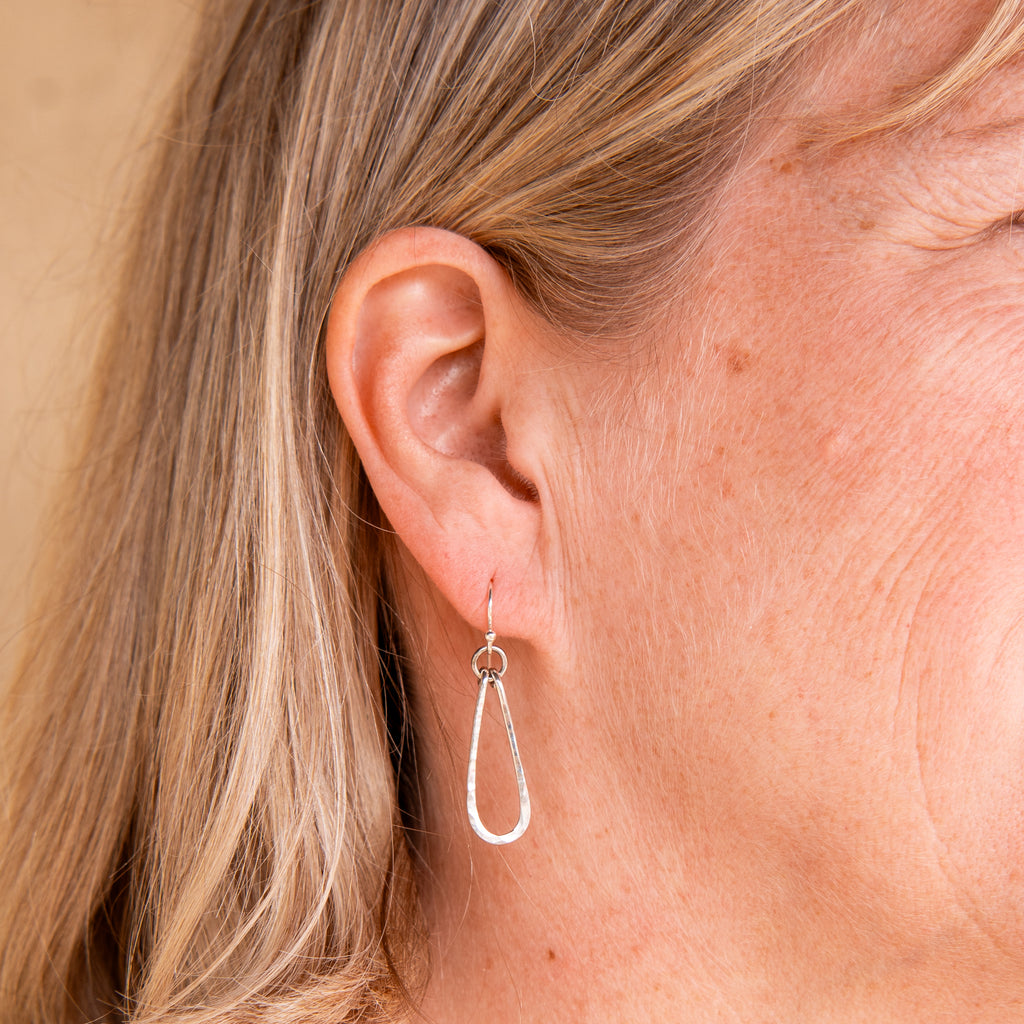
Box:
left=466, top=582, right=531, bottom=845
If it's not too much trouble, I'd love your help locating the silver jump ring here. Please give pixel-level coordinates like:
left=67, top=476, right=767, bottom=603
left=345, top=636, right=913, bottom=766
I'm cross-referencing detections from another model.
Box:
left=472, top=643, right=507, bottom=679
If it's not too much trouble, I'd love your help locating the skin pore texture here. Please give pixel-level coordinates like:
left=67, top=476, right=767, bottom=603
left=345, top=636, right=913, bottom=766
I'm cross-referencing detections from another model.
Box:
left=326, top=1, right=1024, bottom=1021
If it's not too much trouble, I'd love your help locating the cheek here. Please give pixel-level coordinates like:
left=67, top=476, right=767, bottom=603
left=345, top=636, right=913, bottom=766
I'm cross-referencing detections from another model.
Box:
left=807, top=257, right=1024, bottom=634
left=563, top=191, right=1024, bottom=948
left=861, top=273, right=1024, bottom=931
left=742, top=249, right=1024, bottom=930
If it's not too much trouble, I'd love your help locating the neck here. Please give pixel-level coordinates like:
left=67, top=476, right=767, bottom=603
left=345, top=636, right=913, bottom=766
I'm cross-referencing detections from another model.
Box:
left=416, top=822, right=753, bottom=1023
left=410, top=691, right=776, bottom=1023
left=409, top=694, right=1024, bottom=1024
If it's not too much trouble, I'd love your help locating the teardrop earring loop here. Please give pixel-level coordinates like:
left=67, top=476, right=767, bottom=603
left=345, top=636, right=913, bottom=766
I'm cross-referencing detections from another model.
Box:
left=466, top=583, right=531, bottom=845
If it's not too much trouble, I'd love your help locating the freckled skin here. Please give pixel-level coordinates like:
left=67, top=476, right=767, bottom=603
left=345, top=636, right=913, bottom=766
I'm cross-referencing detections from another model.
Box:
left=696, top=116, right=1024, bottom=952
left=417, top=5, right=1024, bottom=1023
left=560, top=6, right=1024, bottom=1021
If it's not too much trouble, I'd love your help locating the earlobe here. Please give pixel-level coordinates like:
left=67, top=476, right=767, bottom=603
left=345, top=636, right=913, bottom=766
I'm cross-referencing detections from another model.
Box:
left=324, top=228, right=546, bottom=633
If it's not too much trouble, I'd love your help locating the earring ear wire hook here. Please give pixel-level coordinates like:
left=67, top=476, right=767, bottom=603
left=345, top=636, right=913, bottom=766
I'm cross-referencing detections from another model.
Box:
left=485, top=581, right=496, bottom=666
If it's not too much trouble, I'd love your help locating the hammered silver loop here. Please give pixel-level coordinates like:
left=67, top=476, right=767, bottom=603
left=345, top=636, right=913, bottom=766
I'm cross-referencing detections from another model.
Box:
left=465, top=583, right=530, bottom=844
left=466, top=667, right=531, bottom=845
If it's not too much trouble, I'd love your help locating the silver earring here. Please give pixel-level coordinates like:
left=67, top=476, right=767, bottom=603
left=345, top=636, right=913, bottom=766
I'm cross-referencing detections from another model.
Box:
left=466, top=583, right=531, bottom=845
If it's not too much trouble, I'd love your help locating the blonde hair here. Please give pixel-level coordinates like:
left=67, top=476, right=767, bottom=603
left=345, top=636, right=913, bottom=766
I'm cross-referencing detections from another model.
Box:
left=2, top=1, right=1022, bottom=1021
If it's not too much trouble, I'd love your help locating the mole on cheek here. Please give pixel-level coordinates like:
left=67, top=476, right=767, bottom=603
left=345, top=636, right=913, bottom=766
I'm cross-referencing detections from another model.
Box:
left=727, top=348, right=751, bottom=375
left=768, top=153, right=802, bottom=175
left=715, top=343, right=752, bottom=375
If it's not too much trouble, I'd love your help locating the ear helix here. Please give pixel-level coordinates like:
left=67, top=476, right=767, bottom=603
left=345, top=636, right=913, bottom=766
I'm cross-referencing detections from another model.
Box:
left=465, top=582, right=531, bottom=845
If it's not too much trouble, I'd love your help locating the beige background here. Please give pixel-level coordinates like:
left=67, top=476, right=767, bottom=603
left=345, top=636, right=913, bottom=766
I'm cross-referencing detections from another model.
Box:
left=1, top=2, right=196, bottom=683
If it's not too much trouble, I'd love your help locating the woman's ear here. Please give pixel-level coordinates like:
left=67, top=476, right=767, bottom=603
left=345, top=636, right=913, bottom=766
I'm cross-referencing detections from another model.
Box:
left=324, top=227, right=552, bottom=636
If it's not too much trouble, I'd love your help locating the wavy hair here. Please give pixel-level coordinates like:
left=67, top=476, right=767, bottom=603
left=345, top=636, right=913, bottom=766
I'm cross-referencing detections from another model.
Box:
left=2, top=1, right=1022, bottom=1020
